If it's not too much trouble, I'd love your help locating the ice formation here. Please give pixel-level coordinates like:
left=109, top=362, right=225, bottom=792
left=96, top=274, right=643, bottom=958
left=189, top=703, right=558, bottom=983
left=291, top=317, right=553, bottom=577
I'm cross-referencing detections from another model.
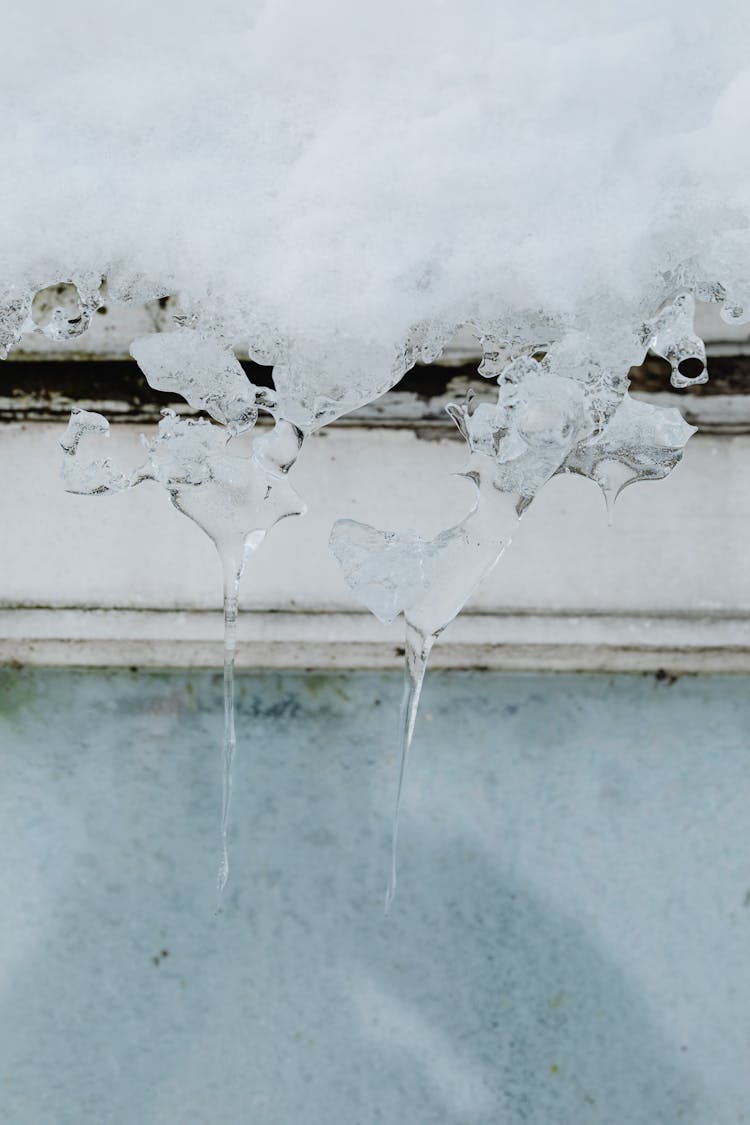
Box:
left=331, top=341, right=695, bottom=907
left=60, top=341, right=307, bottom=890
left=0, top=0, right=747, bottom=891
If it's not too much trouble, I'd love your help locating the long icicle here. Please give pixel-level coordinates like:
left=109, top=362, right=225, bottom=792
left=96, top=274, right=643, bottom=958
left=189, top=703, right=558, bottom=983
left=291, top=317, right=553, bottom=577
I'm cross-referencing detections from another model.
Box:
left=385, top=622, right=435, bottom=914
left=217, top=551, right=242, bottom=896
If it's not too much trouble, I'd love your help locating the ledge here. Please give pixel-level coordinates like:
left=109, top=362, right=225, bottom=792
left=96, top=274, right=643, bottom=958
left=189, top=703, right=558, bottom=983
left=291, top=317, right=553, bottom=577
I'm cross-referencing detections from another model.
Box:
left=3, top=607, right=750, bottom=673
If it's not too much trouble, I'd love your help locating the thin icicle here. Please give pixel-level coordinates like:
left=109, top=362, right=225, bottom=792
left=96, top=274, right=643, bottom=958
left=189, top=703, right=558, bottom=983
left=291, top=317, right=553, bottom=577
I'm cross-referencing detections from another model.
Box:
left=218, top=555, right=242, bottom=895
left=385, top=624, right=435, bottom=914
left=602, top=485, right=617, bottom=528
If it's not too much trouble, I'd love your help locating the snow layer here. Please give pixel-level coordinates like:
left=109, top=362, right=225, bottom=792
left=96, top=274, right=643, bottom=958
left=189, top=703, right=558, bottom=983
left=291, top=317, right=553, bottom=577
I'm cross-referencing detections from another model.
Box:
left=2, top=0, right=749, bottom=395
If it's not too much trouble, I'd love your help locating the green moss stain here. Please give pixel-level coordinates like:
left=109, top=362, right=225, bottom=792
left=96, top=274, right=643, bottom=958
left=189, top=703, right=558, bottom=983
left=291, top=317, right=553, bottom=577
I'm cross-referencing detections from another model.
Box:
left=303, top=674, right=350, bottom=703
left=0, top=668, right=37, bottom=732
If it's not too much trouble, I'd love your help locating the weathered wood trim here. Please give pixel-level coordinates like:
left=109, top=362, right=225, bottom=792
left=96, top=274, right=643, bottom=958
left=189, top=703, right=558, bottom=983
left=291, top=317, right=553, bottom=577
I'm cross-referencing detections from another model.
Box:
left=2, top=355, right=750, bottom=432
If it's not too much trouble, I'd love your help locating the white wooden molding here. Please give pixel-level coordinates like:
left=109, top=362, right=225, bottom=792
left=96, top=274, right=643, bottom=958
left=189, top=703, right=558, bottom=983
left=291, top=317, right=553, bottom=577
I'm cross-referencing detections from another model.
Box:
left=2, top=607, right=750, bottom=672
left=2, top=422, right=750, bottom=669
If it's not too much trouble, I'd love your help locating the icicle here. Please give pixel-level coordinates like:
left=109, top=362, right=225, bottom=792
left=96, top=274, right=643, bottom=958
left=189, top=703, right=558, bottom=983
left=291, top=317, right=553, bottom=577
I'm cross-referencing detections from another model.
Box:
left=217, top=548, right=242, bottom=895
left=602, top=486, right=616, bottom=527
left=214, top=532, right=264, bottom=897
left=330, top=333, right=701, bottom=906
left=385, top=622, right=434, bottom=914
left=59, top=358, right=307, bottom=896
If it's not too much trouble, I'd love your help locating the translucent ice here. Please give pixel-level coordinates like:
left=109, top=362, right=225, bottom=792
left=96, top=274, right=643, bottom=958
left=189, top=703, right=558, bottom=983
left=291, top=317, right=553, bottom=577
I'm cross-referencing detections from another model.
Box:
left=60, top=362, right=306, bottom=892
left=645, top=295, right=708, bottom=389
left=331, top=457, right=521, bottom=910
left=32, top=281, right=104, bottom=342
left=131, top=329, right=272, bottom=435
left=328, top=523, right=440, bottom=627
left=331, top=340, right=695, bottom=905
left=563, top=395, right=697, bottom=518
left=60, top=408, right=130, bottom=494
